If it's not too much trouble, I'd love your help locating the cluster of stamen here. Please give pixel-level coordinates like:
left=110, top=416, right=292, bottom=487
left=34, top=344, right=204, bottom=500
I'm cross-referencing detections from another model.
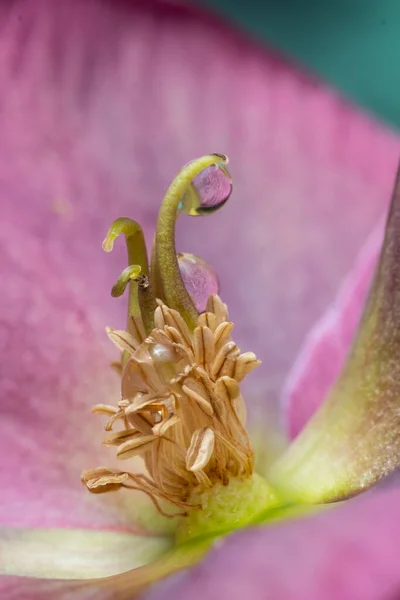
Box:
left=82, top=294, right=259, bottom=513
left=82, top=154, right=262, bottom=516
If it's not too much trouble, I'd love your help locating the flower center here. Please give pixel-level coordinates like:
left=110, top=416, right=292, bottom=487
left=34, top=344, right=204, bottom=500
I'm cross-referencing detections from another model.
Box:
left=82, top=155, right=262, bottom=527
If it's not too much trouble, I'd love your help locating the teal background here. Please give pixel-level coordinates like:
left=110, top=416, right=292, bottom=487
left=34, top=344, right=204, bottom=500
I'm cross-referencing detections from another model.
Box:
left=198, top=1, right=400, bottom=130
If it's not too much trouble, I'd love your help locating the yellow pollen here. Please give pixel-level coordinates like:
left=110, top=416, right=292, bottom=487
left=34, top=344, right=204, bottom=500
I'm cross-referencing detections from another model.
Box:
left=82, top=294, right=260, bottom=515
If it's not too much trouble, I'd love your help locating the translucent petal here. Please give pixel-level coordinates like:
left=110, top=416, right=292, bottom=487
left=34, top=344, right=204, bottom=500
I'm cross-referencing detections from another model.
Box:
left=0, top=527, right=170, bottom=579
left=0, top=529, right=210, bottom=599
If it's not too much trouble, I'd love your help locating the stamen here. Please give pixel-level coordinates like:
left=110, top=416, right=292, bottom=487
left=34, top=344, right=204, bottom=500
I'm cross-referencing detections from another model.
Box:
left=81, top=468, right=130, bottom=493
left=152, top=414, right=180, bottom=436
left=186, top=428, right=215, bottom=472
left=214, top=321, right=234, bottom=350
left=206, top=294, right=229, bottom=324
left=197, top=311, right=218, bottom=331
left=211, top=341, right=240, bottom=378
left=91, top=404, right=119, bottom=415
left=106, top=327, right=140, bottom=354
left=103, top=429, right=142, bottom=446
left=85, top=157, right=261, bottom=519
left=129, top=315, right=146, bottom=344
left=233, top=352, right=260, bottom=382
left=117, top=435, right=158, bottom=460
left=85, top=294, right=259, bottom=512
left=192, top=326, right=216, bottom=367
left=181, top=378, right=214, bottom=416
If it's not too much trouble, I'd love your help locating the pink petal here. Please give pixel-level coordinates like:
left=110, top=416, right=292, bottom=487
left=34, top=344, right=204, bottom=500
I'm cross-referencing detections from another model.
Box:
left=285, top=225, right=383, bottom=439
left=2, top=0, right=399, bottom=531
left=272, top=165, right=400, bottom=502
left=145, top=488, right=400, bottom=600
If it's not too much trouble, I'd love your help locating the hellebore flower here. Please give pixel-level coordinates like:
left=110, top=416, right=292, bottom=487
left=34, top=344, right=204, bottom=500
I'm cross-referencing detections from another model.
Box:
left=2, top=1, right=400, bottom=599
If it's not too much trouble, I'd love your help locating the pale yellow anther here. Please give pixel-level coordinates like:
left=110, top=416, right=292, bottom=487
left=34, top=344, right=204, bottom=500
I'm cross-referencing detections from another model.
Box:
left=153, top=414, right=180, bottom=437
left=197, top=312, right=218, bottom=331
left=86, top=294, right=259, bottom=513
left=106, top=327, right=140, bottom=354
left=186, top=428, right=215, bottom=472
left=233, top=352, right=260, bottom=382
left=214, top=321, right=234, bottom=350
left=182, top=379, right=214, bottom=416
left=103, top=429, right=142, bottom=446
left=193, top=326, right=216, bottom=367
left=82, top=469, right=130, bottom=493
left=91, top=404, right=119, bottom=415
left=211, top=341, right=240, bottom=378
left=117, top=435, right=157, bottom=460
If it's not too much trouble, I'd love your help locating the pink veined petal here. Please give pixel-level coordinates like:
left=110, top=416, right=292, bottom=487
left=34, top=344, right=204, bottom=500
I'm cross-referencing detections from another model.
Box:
left=0, top=224, right=171, bottom=534
left=285, top=224, right=383, bottom=439
left=272, top=164, right=400, bottom=502
left=1, top=0, right=399, bottom=533
left=144, top=488, right=400, bottom=600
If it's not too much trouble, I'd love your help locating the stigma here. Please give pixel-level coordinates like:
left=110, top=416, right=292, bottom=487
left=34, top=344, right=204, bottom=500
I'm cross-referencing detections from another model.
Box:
left=82, top=155, right=260, bottom=515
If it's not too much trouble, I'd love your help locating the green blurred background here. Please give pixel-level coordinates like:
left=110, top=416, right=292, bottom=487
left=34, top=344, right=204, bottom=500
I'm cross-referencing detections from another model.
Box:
left=199, top=0, right=400, bottom=129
